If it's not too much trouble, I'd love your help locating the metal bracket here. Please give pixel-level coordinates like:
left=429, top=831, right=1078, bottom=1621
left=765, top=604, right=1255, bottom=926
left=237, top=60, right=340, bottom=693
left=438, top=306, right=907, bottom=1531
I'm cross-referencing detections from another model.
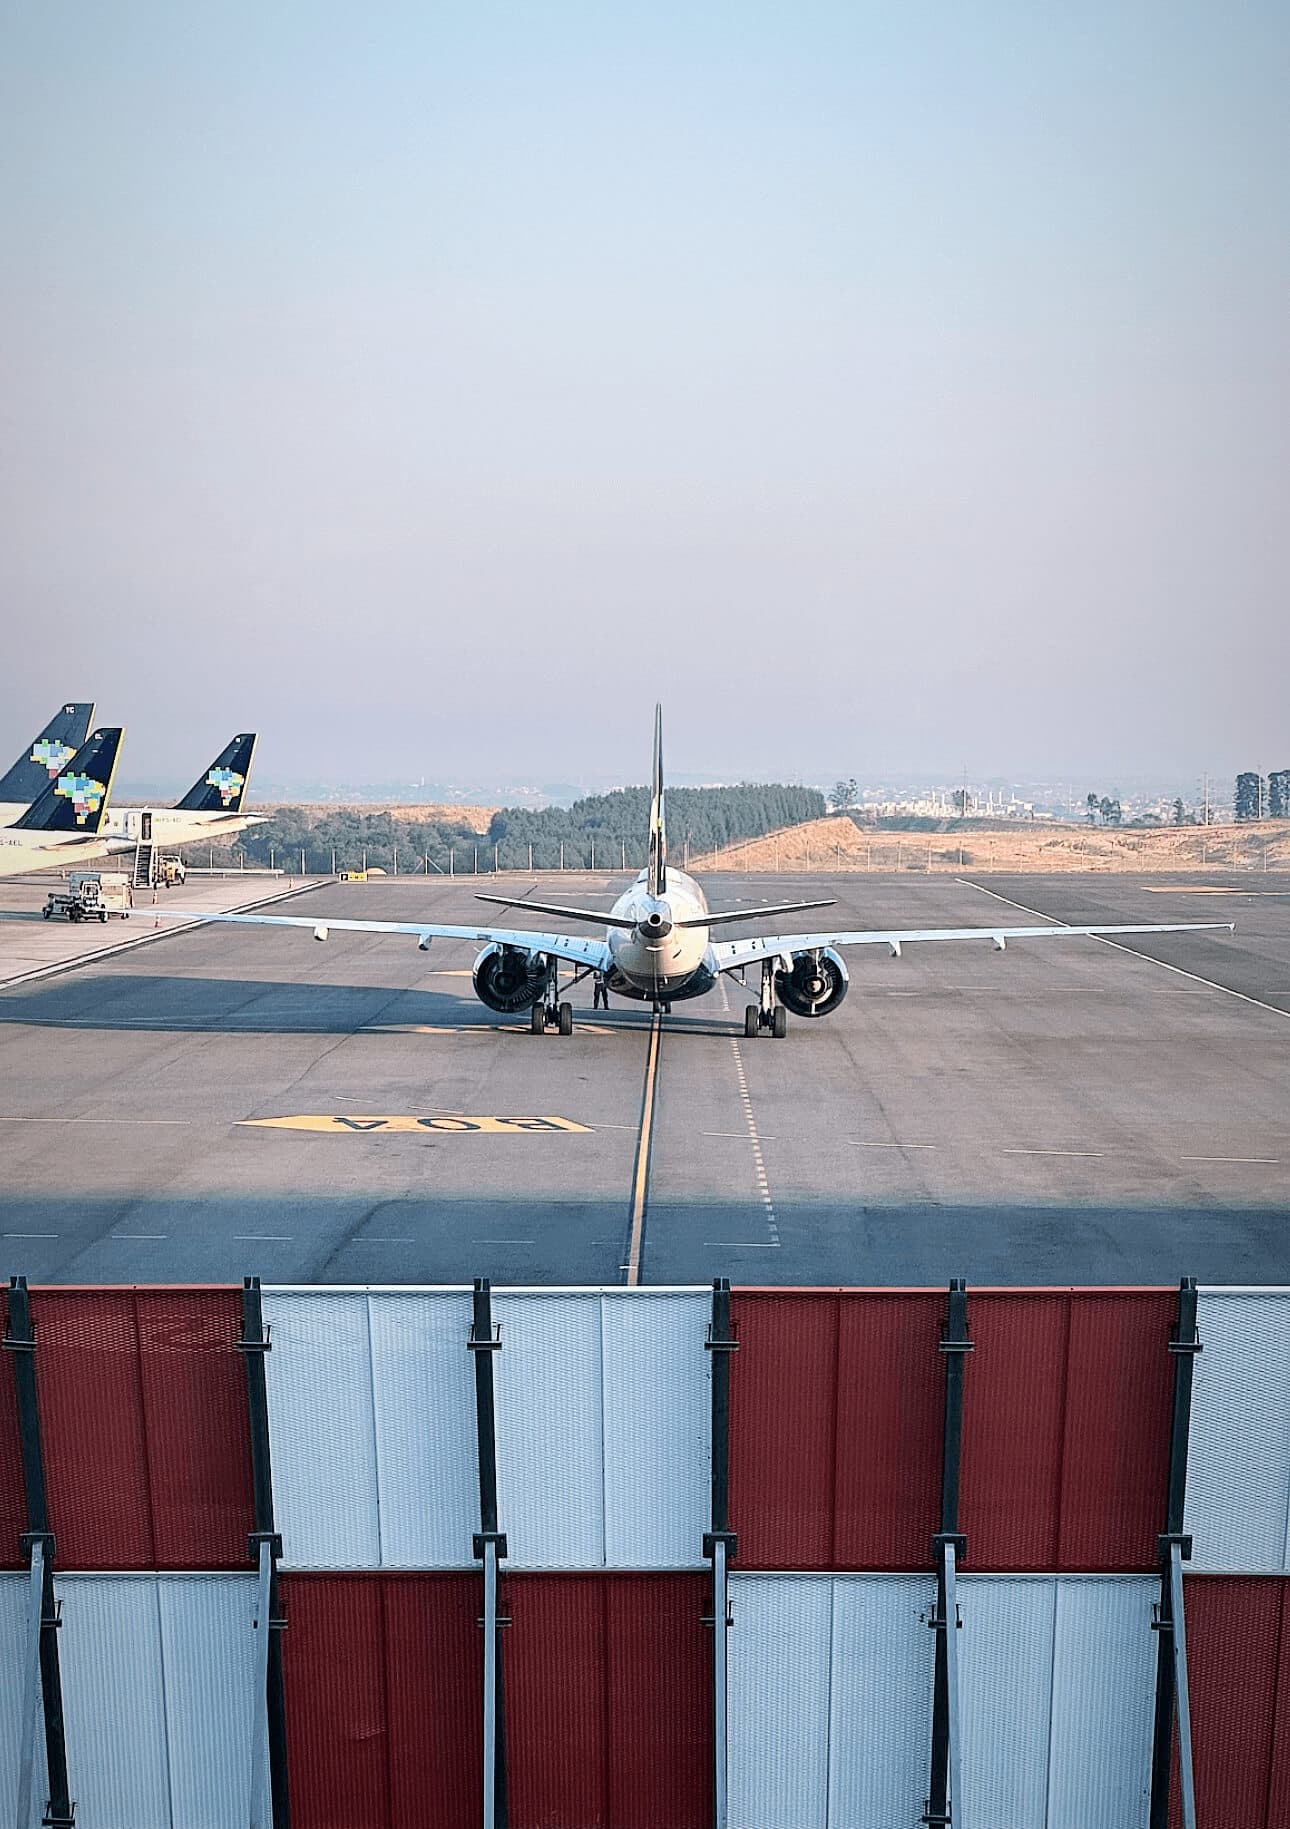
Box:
left=467, top=1328, right=502, bottom=1353
left=473, top=1531, right=509, bottom=1560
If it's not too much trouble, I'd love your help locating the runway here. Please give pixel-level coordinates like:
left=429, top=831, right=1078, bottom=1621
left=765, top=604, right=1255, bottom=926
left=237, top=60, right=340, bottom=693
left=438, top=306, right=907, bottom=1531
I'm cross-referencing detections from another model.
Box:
left=1, top=870, right=1287, bottom=1287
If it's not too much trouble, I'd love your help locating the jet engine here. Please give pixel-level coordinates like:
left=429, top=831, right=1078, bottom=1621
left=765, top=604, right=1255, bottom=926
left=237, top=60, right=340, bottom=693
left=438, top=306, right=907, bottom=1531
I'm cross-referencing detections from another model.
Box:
left=472, top=943, right=549, bottom=1013
left=774, top=947, right=848, bottom=1018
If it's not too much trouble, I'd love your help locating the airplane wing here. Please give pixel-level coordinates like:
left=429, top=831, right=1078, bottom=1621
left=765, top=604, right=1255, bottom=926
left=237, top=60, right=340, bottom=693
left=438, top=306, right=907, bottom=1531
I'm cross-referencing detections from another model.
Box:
left=712, top=919, right=1235, bottom=970
left=145, top=908, right=613, bottom=971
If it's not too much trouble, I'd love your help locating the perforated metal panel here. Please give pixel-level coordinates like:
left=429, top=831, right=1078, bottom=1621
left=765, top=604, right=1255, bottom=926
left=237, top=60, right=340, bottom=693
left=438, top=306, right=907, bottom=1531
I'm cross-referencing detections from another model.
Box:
left=157, top=1574, right=267, bottom=1827
left=264, top=1289, right=381, bottom=1568
left=281, top=1573, right=391, bottom=1826
left=367, top=1291, right=476, bottom=1566
left=495, top=1291, right=606, bottom=1567
left=1047, top=1577, right=1155, bottom=1829
left=1187, top=1289, right=1290, bottom=1571
left=0, top=1573, right=49, bottom=1826
left=600, top=1291, right=709, bottom=1567
left=828, top=1576, right=933, bottom=1827
left=958, top=1576, right=1056, bottom=1828
left=1180, top=1575, right=1285, bottom=1828
left=728, top=1575, right=831, bottom=1829
left=57, top=1575, right=171, bottom=1828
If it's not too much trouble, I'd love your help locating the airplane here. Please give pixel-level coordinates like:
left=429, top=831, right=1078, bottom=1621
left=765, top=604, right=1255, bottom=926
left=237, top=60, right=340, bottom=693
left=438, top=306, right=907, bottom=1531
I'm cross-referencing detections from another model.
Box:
left=0, top=727, right=125, bottom=878
left=0, top=702, right=95, bottom=826
left=100, top=733, right=264, bottom=855
left=147, top=708, right=1234, bottom=1037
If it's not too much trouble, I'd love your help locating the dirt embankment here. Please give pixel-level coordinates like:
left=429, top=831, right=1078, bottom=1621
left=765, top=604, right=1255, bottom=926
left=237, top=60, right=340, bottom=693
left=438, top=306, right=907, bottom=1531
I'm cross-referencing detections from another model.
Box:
left=692, top=815, right=1290, bottom=874
left=262, top=802, right=499, bottom=833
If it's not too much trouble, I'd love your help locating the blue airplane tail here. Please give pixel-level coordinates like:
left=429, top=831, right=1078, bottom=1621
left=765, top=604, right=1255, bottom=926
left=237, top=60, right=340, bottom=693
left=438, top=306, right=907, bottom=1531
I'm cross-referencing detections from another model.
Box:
left=0, top=702, right=95, bottom=806
left=175, top=733, right=257, bottom=812
left=14, top=727, right=124, bottom=834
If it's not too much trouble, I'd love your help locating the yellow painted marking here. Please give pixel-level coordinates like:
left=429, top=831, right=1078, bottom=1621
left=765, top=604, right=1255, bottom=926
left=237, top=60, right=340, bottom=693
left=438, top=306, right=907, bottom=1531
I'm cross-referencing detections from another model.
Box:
left=1143, top=886, right=1285, bottom=895
left=363, top=1021, right=614, bottom=1036
left=625, top=1013, right=663, bottom=1287
left=240, top=1114, right=593, bottom=1135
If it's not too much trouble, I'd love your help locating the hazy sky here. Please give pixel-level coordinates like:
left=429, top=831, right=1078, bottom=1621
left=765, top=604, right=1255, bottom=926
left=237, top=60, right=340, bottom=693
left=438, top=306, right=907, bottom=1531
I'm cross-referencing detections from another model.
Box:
left=2, top=2, right=1287, bottom=789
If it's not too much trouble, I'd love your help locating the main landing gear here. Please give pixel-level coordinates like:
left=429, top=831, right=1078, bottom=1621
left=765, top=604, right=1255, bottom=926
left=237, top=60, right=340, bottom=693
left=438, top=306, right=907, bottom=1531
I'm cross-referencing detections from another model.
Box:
left=531, top=998, right=574, bottom=1036
left=744, top=960, right=788, bottom=1038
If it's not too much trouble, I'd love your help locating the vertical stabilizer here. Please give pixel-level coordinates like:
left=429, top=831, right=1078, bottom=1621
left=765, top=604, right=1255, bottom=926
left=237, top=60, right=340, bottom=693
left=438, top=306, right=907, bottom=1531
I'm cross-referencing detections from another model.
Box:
left=14, top=727, right=124, bottom=834
left=175, top=733, right=257, bottom=812
left=0, top=703, right=95, bottom=806
left=648, top=703, right=667, bottom=896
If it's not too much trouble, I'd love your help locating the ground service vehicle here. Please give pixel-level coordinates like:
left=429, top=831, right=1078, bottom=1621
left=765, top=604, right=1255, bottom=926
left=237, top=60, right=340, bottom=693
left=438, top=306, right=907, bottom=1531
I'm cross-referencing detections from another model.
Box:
left=43, top=871, right=133, bottom=923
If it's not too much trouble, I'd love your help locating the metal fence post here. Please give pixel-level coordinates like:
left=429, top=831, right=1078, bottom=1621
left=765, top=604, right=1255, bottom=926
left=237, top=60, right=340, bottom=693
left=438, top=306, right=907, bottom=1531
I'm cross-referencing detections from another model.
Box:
left=703, top=1278, right=738, bottom=1829
left=238, top=1277, right=290, bottom=1829
left=4, top=1276, right=75, bottom=1829
left=925, top=1278, right=971, bottom=1827
left=1149, top=1277, right=1201, bottom=1829
left=469, top=1279, right=508, bottom=1829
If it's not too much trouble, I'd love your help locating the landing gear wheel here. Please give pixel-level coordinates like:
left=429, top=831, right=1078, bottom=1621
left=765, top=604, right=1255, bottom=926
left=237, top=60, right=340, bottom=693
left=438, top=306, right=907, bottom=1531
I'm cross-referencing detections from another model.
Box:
left=744, top=1004, right=759, bottom=1039
left=557, top=1002, right=574, bottom=1036
left=771, top=1006, right=788, bottom=1039
left=530, top=1002, right=546, bottom=1035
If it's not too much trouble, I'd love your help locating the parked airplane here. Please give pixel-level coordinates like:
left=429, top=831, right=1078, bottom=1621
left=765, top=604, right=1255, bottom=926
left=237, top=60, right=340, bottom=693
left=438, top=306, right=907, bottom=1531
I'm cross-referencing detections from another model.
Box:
left=0, top=728, right=125, bottom=877
left=150, top=708, right=1233, bottom=1037
left=0, top=702, right=95, bottom=826
left=101, top=733, right=263, bottom=854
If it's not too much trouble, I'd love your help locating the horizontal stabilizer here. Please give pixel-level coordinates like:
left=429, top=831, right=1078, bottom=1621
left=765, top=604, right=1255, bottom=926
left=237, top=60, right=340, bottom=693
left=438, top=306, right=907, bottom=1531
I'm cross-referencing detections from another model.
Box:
left=0, top=702, right=95, bottom=806
left=14, top=727, right=124, bottom=834
left=474, top=893, right=637, bottom=930
left=176, top=733, right=257, bottom=812
left=675, top=898, right=835, bottom=930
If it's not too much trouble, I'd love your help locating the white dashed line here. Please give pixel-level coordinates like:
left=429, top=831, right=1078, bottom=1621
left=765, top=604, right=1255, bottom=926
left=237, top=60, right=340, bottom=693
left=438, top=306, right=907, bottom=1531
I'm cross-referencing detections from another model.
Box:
left=719, top=981, right=780, bottom=1250
left=1004, top=1149, right=1105, bottom=1159
left=1181, top=1156, right=1280, bottom=1166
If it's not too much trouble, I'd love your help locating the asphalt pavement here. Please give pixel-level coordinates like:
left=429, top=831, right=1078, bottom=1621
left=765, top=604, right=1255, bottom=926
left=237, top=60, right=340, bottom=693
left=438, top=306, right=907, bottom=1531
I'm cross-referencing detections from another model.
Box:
left=1, top=869, right=1287, bottom=1287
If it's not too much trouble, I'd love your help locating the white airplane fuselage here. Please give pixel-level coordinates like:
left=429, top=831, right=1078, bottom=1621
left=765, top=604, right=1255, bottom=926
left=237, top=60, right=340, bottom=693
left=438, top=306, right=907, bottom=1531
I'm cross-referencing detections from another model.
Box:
left=604, top=866, right=717, bottom=1002
left=100, top=808, right=263, bottom=851
left=0, top=830, right=111, bottom=876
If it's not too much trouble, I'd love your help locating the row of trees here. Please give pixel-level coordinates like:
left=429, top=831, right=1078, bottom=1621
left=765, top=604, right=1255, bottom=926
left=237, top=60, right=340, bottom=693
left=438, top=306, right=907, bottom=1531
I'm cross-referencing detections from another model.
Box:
left=1085, top=793, right=1123, bottom=826
left=226, top=782, right=826, bottom=875
left=1235, top=771, right=1290, bottom=822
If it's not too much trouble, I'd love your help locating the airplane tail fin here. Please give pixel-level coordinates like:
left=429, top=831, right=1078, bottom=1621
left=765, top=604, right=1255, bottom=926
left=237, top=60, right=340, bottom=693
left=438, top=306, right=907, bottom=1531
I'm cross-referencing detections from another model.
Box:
left=647, top=703, right=667, bottom=897
left=14, top=727, right=124, bottom=834
left=176, top=733, right=257, bottom=812
left=0, top=702, right=95, bottom=806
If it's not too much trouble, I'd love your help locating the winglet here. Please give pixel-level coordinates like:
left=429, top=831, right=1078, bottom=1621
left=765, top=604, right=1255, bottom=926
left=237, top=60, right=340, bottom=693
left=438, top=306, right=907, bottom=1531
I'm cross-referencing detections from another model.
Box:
left=648, top=703, right=666, bottom=897
left=175, top=733, right=257, bottom=812
left=0, top=702, right=95, bottom=806
left=14, top=727, right=124, bottom=834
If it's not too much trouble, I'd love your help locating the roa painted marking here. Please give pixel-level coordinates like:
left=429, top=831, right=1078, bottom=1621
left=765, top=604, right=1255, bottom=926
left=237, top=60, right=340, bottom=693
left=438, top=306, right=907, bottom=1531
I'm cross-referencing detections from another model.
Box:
left=240, top=1114, right=592, bottom=1134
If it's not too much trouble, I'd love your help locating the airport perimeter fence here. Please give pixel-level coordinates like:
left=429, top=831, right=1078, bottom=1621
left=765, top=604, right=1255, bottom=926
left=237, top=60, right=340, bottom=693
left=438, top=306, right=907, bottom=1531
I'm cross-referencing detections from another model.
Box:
left=4, top=1277, right=1290, bottom=1826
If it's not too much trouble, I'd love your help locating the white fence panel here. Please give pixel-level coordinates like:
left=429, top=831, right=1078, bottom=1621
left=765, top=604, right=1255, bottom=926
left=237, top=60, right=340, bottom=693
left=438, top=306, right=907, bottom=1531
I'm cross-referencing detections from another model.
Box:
left=494, top=1291, right=606, bottom=1566
left=57, top=1576, right=171, bottom=1829
left=1047, top=1577, right=1155, bottom=1828
left=1187, top=1288, right=1290, bottom=1571
left=828, top=1576, right=932, bottom=1829
left=959, top=1576, right=1056, bottom=1829
left=0, top=1573, right=48, bottom=1827
left=729, top=1575, right=832, bottom=1829
left=368, top=1290, right=477, bottom=1566
left=601, top=1290, right=709, bottom=1567
left=158, top=1575, right=266, bottom=1827
left=264, top=1289, right=381, bottom=1568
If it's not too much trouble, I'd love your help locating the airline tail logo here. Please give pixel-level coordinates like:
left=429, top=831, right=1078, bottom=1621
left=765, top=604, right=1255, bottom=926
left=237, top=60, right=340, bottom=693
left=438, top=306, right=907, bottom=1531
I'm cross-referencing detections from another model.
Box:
left=32, top=739, right=75, bottom=778
left=207, top=766, right=245, bottom=807
left=55, top=773, right=107, bottom=825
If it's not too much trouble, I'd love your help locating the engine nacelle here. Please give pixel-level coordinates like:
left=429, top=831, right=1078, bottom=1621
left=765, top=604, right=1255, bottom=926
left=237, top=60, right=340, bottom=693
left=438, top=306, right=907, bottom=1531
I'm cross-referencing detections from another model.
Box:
left=774, top=947, right=848, bottom=1018
left=472, top=943, right=548, bottom=1013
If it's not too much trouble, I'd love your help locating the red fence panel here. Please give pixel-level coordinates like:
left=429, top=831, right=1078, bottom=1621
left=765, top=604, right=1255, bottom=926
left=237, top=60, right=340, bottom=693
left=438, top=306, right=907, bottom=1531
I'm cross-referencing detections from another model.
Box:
left=833, top=1292, right=944, bottom=1568
left=29, top=1286, right=253, bottom=1569
left=384, top=1576, right=481, bottom=1829
left=281, top=1572, right=708, bottom=1829
left=606, top=1576, right=711, bottom=1829
left=729, top=1293, right=839, bottom=1567
left=0, top=1289, right=27, bottom=1569
left=1178, top=1576, right=1288, bottom=1829
left=35, top=1289, right=156, bottom=1566
left=1058, top=1290, right=1174, bottom=1569
left=137, top=1289, right=256, bottom=1566
left=282, top=1575, right=391, bottom=1829
left=507, top=1576, right=609, bottom=1828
